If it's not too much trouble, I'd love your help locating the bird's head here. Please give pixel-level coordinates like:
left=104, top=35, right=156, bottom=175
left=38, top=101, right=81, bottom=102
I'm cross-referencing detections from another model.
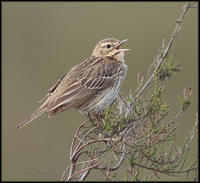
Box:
left=92, top=38, right=130, bottom=62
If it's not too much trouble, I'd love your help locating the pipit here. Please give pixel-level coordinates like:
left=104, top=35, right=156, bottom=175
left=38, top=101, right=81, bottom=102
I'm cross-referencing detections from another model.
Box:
left=17, top=38, right=130, bottom=129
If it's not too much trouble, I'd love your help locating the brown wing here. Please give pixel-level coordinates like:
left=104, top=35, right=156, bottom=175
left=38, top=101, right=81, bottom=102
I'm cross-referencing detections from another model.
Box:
left=46, top=57, right=121, bottom=115
left=38, top=73, right=68, bottom=103
left=37, top=56, right=96, bottom=103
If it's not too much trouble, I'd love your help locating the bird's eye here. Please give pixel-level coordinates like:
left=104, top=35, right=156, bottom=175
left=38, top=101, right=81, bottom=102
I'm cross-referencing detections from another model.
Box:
left=106, top=44, right=111, bottom=48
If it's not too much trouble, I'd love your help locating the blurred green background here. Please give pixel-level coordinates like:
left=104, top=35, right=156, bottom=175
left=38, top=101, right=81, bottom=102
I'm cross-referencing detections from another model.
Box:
left=2, top=2, right=198, bottom=181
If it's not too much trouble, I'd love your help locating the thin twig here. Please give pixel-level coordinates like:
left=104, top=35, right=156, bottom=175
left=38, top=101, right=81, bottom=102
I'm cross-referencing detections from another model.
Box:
left=67, top=162, right=100, bottom=181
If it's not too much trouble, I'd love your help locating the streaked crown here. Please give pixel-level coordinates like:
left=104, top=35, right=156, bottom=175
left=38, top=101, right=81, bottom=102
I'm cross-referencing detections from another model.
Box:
left=92, top=38, right=130, bottom=62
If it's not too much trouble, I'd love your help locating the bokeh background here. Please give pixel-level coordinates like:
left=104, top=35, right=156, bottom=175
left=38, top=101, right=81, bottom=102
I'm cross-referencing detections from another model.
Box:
left=2, top=2, right=198, bottom=181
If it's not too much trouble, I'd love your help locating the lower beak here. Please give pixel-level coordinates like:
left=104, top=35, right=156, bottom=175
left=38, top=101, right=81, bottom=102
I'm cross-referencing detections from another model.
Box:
left=118, top=48, right=130, bottom=52
left=115, top=39, right=130, bottom=52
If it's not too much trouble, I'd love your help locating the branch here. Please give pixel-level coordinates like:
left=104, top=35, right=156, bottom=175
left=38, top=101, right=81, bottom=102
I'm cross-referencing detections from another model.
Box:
left=63, top=2, right=197, bottom=181
left=139, top=2, right=195, bottom=96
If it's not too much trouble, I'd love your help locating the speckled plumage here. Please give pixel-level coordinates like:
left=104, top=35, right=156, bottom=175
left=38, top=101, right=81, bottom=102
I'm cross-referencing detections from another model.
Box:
left=17, top=38, right=129, bottom=129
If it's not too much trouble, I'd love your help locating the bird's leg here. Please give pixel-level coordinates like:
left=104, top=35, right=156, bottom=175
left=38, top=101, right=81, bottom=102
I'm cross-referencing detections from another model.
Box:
left=87, top=113, right=96, bottom=126
left=93, top=113, right=105, bottom=121
left=88, top=112, right=105, bottom=124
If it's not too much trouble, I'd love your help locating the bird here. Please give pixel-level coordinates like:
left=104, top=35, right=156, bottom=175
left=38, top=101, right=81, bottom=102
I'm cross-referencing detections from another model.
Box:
left=17, top=38, right=130, bottom=129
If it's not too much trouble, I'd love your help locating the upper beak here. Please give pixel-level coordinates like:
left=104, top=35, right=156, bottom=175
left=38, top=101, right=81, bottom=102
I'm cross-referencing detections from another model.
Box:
left=115, top=39, right=130, bottom=52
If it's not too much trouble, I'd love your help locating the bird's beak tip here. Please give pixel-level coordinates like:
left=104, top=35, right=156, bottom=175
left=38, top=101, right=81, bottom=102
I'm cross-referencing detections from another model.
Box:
left=115, top=39, right=129, bottom=50
left=120, top=39, right=128, bottom=43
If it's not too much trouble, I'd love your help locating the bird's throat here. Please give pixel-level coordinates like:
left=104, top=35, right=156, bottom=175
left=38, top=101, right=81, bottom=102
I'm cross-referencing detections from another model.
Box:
left=114, top=51, right=125, bottom=62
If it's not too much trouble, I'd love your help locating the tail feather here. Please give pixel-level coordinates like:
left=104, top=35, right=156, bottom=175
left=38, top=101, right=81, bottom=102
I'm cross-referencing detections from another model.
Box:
left=17, top=107, right=46, bottom=129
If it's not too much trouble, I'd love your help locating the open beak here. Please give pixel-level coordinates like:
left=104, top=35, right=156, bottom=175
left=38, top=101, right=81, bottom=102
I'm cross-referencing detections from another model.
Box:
left=115, top=39, right=130, bottom=52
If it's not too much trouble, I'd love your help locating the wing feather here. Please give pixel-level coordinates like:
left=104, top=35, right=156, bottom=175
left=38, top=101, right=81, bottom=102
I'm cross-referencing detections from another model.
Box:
left=38, top=73, right=68, bottom=103
left=45, top=57, right=122, bottom=113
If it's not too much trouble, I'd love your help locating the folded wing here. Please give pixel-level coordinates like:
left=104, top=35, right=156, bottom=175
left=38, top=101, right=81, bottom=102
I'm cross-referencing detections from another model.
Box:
left=46, top=57, right=121, bottom=116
